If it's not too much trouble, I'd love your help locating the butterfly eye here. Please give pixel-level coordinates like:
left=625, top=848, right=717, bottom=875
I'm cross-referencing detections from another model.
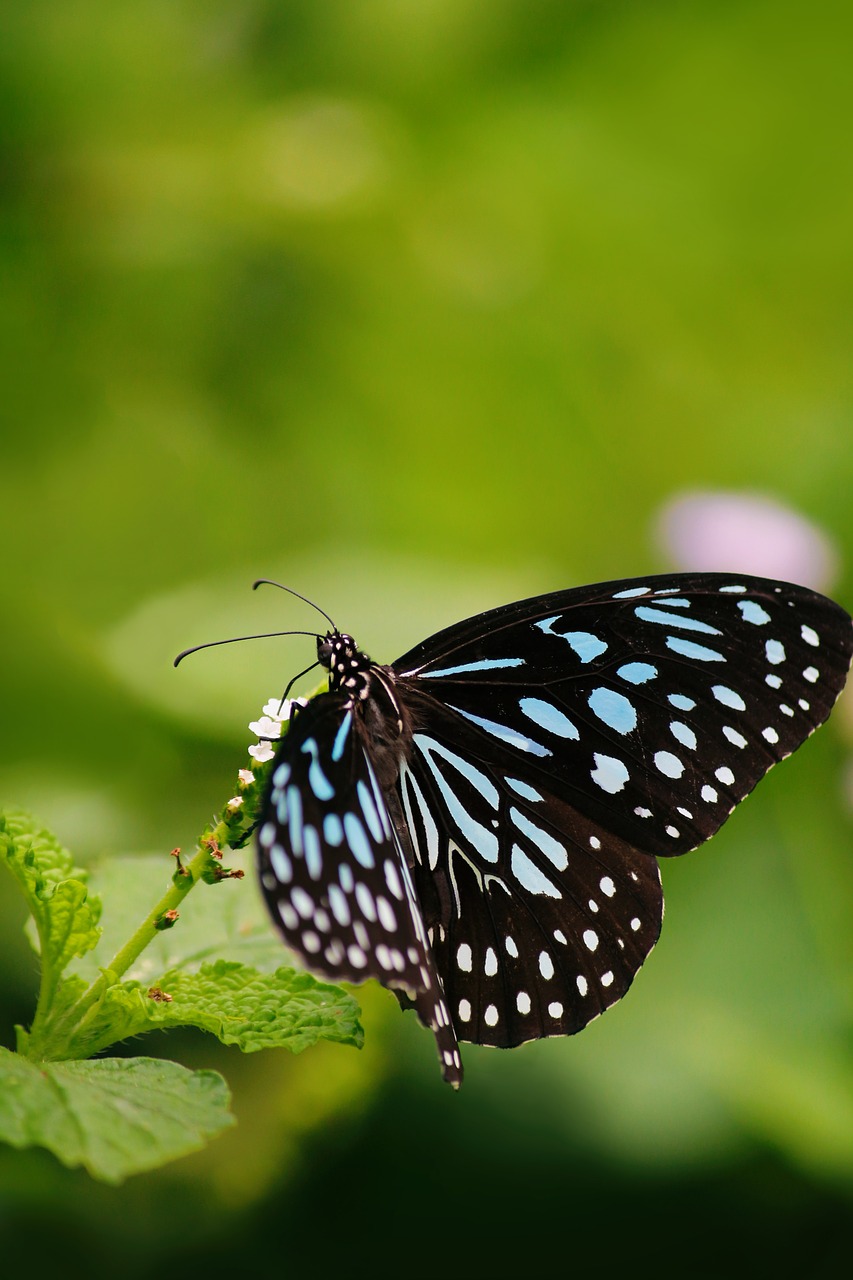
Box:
left=316, top=635, right=336, bottom=665
left=256, top=572, right=853, bottom=1088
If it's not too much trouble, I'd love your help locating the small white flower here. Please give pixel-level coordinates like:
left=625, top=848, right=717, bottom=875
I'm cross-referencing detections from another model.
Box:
left=237, top=769, right=255, bottom=786
left=226, top=795, right=243, bottom=812
left=249, top=714, right=283, bottom=740
left=249, top=741, right=276, bottom=763
left=262, top=695, right=309, bottom=722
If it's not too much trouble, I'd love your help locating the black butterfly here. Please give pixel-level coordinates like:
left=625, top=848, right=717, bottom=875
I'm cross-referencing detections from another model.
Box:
left=252, top=574, right=852, bottom=1087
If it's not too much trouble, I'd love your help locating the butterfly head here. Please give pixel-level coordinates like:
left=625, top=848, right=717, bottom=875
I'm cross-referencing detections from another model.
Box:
left=317, top=630, right=373, bottom=697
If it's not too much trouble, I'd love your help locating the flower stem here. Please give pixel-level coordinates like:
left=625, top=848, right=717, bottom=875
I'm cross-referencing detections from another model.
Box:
left=21, top=753, right=271, bottom=1063
left=104, top=844, right=211, bottom=981
left=26, top=843, right=215, bottom=1062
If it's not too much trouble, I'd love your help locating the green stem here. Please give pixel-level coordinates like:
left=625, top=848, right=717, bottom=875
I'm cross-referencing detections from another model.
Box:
left=27, top=928, right=61, bottom=1053
left=27, top=843, right=215, bottom=1061
left=103, top=847, right=210, bottom=981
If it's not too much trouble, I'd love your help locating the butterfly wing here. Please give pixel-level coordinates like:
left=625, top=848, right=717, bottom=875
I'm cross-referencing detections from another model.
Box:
left=257, top=691, right=463, bottom=1084
left=397, top=717, right=664, bottom=1048
left=394, top=573, right=852, bottom=858
left=392, top=573, right=852, bottom=1047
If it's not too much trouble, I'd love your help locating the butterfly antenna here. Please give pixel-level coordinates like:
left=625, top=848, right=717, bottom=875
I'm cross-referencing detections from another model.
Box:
left=174, top=631, right=319, bottom=668
left=252, top=579, right=338, bottom=632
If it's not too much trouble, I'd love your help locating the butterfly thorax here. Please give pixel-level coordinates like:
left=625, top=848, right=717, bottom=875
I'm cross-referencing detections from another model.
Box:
left=317, top=631, right=374, bottom=700
left=317, top=630, right=412, bottom=788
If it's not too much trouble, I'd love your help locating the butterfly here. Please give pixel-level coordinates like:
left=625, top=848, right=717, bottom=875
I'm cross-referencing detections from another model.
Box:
left=251, top=573, right=852, bottom=1087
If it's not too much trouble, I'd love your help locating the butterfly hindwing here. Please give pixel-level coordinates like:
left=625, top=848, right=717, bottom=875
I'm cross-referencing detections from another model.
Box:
left=398, top=726, right=664, bottom=1048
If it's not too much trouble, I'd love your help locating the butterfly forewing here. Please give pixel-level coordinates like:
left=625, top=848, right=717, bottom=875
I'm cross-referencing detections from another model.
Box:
left=394, top=575, right=853, bottom=859
left=257, top=690, right=463, bottom=1084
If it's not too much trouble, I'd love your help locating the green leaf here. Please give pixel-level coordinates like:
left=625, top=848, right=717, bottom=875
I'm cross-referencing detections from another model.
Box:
left=0, top=806, right=88, bottom=888
left=0, top=808, right=102, bottom=967
left=0, top=1047, right=234, bottom=1183
left=36, top=878, right=102, bottom=974
left=64, top=961, right=363, bottom=1059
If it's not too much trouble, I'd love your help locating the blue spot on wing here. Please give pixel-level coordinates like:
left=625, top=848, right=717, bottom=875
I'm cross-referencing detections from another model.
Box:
left=331, top=713, right=352, bottom=762
left=535, top=617, right=608, bottom=661
left=587, top=688, right=638, bottom=735
left=635, top=606, right=721, bottom=635
left=666, top=637, right=725, bottom=662
left=617, top=662, right=658, bottom=684
left=343, top=812, right=375, bottom=868
left=300, top=737, right=335, bottom=801
left=518, top=697, right=579, bottom=739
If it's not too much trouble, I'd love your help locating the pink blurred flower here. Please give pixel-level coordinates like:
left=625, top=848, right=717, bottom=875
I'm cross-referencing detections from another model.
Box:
left=655, top=490, right=840, bottom=591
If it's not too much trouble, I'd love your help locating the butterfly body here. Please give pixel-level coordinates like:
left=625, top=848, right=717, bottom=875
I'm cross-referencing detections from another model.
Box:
left=256, top=574, right=853, bottom=1087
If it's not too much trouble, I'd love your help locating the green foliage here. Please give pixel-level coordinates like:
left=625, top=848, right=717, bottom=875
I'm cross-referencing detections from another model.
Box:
left=0, top=805, right=363, bottom=1181
left=0, top=808, right=102, bottom=969
left=59, top=962, right=363, bottom=1061
left=0, top=1050, right=234, bottom=1183
left=3, top=0, right=853, bottom=1266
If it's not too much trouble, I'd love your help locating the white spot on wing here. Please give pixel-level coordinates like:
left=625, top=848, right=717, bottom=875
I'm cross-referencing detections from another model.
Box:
left=655, top=751, right=684, bottom=778
left=511, top=846, right=562, bottom=898
left=712, top=685, right=746, bottom=711
left=766, top=639, right=786, bottom=665
left=738, top=601, right=771, bottom=625
left=510, top=807, right=568, bottom=871
left=670, top=721, right=697, bottom=750
left=591, top=753, right=630, bottom=793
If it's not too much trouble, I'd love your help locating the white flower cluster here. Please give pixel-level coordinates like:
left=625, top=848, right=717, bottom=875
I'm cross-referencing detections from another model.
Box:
left=247, top=696, right=307, bottom=763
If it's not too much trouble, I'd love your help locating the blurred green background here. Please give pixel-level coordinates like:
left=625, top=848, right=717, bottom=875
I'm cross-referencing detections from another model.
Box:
left=3, top=0, right=853, bottom=1274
